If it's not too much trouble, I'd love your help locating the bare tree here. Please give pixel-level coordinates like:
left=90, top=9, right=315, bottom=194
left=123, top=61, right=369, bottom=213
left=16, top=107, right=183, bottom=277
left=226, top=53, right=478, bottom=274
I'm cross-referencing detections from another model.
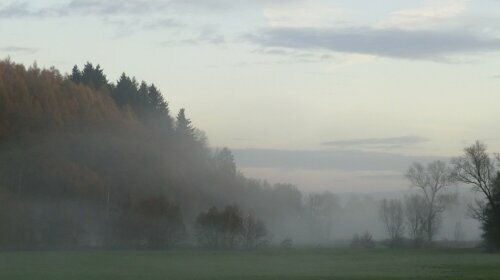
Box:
left=379, top=198, right=405, bottom=246
left=451, top=141, right=498, bottom=221
left=406, top=160, right=456, bottom=243
left=403, top=194, right=426, bottom=245
left=306, top=192, right=340, bottom=242
left=242, top=215, right=267, bottom=249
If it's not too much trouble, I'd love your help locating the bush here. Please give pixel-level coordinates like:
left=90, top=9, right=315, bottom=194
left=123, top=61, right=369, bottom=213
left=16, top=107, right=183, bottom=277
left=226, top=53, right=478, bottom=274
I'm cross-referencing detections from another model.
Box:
left=350, top=232, right=375, bottom=249
left=195, top=206, right=267, bottom=249
left=111, top=195, right=185, bottom=249
left=280, top=238, right=293, bottom=249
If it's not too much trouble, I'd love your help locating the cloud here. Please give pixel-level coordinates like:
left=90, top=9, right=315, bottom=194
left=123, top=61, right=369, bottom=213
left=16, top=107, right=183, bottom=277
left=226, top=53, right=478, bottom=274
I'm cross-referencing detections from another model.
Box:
left=250, top=47, right=333, bottom=65
left=232, top=148, right=443, bottom=172
left=491, top=75, right=500, bottom=79
left=64, top=0, right=160, bottom=16
left=263, top=0, right=340, bottom=28
left=381, top=0, right=470, bottom=29
left=248, top=26, right=500, bottom=60
left=0, top=0, right=171, bottom=18
left=144, top=18, right=183, bottom=30
left=0, top=2, right=27, bottom=17
left=0, top=0, right=274, bottom=18
left=158, top=29, right=226, bottom=46
left=322, top=135, right=429, bottom=149
left=0, top=46, right=38, bottom=54
left=191, top=29, right=226, bottom=44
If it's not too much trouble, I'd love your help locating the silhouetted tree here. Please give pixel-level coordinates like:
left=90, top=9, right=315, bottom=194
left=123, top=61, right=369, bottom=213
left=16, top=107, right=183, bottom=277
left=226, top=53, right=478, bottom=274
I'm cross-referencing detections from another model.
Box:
left=147, top=84, right=169, bottom=116
left=452, top=141, right=500, bottom=250
left=242, top=215, right=267, bottom=249
left=175, top=108, right=195, bottom=142
left=406, top=161, right=456, bottom=243
left=70, top=65, right=82, bottom=84
left=404, top=194, right=426, bottom=246
left=195, top=206, right=256, bottom=249
left=379, top=198, right=405, bottom=247
left=214, top=148, right=237, bottom=177
left=306, top=192, right=340, bottom=242
left=481, top=174, right=500, bottom=250
left=113, top=73, right=139, bottom=108
left=452, top=141, right=497, bottom=221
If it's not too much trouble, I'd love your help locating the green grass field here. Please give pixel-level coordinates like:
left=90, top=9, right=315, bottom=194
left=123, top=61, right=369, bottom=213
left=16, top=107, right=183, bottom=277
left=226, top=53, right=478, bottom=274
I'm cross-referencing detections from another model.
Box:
left=1, top=248, right=500, bottom=280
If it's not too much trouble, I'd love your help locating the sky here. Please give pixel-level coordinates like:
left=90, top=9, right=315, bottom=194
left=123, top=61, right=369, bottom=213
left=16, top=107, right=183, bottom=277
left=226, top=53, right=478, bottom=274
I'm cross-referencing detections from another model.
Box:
left=1, top=0, right=500, bottom=193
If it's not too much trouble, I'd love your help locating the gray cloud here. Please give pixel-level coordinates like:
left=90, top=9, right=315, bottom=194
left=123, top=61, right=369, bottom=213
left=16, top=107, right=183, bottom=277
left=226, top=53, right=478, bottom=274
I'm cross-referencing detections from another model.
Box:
left=0, top=1, right=222, bottom=44
left=158, top=29, right=226, bottom=46
left=232, top=148, right=444, bottom=172
left=322, top=135, right=429, bottom=149
left=251, top=47, right=333, bottom=61
left=191, top=29, right=226, bottom=45
left=253, top=48, right=290, bottom=56
left=0, top=0, right=274, bottom=18
left=64, top=0, right=180, bottom=16
left=144, top=18, right=183, bottom=30
left=0, top=1, right=170, bottom=18
left=0, top=46, right=38, bottom=54
left=248, top=26, right=500, bottom=60
left=491, top=75, right=500, bottom=79
left=0, top=2, right=29, bottom=17
left=0, top=1, right=227, bottom=44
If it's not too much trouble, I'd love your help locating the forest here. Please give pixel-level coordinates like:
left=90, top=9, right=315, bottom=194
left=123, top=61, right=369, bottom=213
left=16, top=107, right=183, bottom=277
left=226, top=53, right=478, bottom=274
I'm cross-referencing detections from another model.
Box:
left=0, top=60, right=304, bottom=250
left=0, top=60, right=499, bottom=251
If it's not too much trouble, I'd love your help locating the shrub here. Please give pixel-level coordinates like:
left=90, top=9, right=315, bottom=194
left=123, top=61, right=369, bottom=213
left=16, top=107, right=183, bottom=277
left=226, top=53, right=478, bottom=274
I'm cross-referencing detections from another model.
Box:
left=280, top=238, right=293, bottom=249
left=350, top=232, right=375, bottom=249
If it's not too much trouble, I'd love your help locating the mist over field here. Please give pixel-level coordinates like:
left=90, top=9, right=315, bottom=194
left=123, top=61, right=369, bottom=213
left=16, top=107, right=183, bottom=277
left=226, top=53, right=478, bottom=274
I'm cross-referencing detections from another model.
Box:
left=2, top=0, right=500, bottom=279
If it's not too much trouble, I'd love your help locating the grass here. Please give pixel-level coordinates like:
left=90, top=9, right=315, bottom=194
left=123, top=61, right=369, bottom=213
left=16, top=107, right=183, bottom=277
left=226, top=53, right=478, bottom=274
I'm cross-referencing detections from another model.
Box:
left=1, top=248, right=500, bottom=279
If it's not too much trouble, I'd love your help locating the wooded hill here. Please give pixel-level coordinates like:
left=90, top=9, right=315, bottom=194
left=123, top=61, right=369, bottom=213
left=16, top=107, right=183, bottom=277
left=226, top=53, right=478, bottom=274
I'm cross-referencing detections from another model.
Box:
left=0, top=60, right=302, bottom=249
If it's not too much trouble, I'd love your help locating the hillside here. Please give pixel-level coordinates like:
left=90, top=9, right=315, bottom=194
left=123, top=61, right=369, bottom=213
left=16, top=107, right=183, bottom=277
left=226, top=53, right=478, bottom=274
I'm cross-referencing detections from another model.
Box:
left=0, top=60, right=302, bottom=249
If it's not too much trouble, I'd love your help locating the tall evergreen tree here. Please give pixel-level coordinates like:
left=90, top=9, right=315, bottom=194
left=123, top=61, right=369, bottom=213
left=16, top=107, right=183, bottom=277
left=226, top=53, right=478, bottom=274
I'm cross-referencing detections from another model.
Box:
left=148, top=84, right=169, bottom=116
left=113, top=73, right=139, bottom=108
left=69, top=65, right=82, bottom=84
left=214, top=148, right=236, bottom=177
left=137, top=81, right=150, bottom=117
left=175, top=109, right=195, bottom=141
left=81, top=63, right=109, bottom=90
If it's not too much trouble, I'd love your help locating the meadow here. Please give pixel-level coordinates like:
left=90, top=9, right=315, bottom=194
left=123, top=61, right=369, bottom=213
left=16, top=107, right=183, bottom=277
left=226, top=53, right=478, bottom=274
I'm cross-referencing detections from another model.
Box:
left=1, top=248, right=500, bottom=280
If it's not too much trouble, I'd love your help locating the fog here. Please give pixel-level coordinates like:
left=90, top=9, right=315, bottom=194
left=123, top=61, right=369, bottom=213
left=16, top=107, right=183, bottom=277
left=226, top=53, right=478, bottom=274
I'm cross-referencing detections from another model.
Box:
left=295, top=190, right=481, bottom=243
left=0, top=61, right=490, bottom=251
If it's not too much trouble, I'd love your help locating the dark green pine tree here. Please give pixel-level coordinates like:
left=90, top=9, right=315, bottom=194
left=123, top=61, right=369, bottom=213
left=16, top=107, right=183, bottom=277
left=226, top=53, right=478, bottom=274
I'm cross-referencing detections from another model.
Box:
left=148, top=84, right=169, bottom=116
left=81, top=63, right=109, bottom=91
left=112, top=73, right=139, bottom=108
left=137, top=81, right=150, bottom=117
left=148, top=84, right=173, bottom=131
left=175, top=108, right=195, bottom=141
left=70, top=65, right=82, bottom=84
